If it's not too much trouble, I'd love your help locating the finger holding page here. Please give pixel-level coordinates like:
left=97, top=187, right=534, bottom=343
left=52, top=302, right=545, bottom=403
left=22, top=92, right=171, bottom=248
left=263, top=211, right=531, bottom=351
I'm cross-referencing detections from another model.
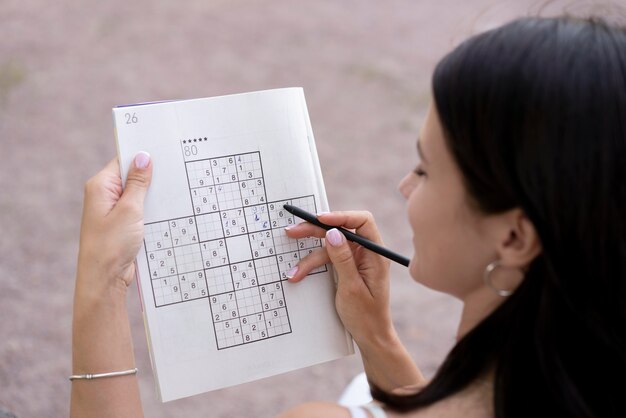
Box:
left=286, top=247, right=330, bottom=282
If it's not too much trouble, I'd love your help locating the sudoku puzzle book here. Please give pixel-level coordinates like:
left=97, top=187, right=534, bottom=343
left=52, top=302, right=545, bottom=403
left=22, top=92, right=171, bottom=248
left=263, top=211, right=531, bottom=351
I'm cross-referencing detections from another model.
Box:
left=113, top=88, right=354, bottom=402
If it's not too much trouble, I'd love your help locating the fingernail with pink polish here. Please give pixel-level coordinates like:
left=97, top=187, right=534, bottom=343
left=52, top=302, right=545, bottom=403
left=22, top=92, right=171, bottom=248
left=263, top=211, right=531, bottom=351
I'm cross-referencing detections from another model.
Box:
left=326, top=228, right=344, bottom=246
left=135, top=151, right=151, bottom=169
left=286, top=266, right=299, bottom=279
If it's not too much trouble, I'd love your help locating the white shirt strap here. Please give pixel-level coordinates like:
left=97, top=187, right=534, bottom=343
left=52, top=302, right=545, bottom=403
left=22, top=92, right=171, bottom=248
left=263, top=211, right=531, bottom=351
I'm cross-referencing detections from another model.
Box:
left=347, top=404, right=388, bottom=418
left=347, top=406, right=369, bottom=418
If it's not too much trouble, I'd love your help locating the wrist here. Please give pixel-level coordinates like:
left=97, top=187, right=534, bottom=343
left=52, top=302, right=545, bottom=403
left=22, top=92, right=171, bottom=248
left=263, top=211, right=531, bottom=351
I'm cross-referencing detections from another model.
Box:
left=356, top=321, right=402, bottom=358
left=76, top=243, right=132, bottom=294
left=73, top=284, right=129, bottom=332
left=71, top=290, right=136, bottom=382
left=72, top=267, right=134, bottom=373
left=74, top=258, right=129, bottom=314
left=349, top=306, right=398, bottom=351
left=358, top=326, right=427, bottom=392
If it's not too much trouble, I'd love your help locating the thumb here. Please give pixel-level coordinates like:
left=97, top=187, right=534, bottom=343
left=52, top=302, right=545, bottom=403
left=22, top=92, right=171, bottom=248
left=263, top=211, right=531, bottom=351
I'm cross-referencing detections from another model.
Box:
left=118, top=151, right=153, bottom=212
left=325, top=228, right=360, bottom=285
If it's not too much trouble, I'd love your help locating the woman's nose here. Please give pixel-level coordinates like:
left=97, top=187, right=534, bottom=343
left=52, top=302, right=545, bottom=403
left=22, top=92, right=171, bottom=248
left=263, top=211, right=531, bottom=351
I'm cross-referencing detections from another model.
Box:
left=398, top=173, right=416, bottom=199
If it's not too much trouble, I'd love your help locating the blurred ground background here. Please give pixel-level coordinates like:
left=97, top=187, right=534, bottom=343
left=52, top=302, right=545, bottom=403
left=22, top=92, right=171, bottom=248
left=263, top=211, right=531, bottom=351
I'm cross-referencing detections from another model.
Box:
left=0, top=1, right=619, bottom=417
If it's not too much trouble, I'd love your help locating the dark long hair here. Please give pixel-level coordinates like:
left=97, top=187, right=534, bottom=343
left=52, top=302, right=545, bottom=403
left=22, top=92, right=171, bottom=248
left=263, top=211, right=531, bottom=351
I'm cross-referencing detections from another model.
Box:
left=372, top=16, right=626, bottom=417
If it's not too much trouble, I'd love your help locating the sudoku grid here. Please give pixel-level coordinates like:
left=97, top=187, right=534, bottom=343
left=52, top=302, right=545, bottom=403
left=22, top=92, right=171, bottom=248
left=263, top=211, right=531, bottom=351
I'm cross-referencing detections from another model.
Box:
left=143, top=150, right=327, bottom=349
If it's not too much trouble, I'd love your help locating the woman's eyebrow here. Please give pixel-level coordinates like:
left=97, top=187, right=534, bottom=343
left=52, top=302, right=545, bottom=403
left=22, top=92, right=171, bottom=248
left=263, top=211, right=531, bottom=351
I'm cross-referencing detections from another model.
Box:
left=417, top=139, right=428, bottom=164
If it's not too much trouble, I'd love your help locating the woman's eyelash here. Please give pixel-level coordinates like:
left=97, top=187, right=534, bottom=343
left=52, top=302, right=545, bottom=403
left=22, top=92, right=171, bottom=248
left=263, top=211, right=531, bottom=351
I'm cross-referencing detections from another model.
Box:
left=414, top=166, right=426, bottom=177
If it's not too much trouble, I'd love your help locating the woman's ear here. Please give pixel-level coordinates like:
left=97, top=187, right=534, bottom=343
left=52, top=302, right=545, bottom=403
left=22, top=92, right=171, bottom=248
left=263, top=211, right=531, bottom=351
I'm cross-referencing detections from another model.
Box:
left=495, top=208, right=542, bottom=269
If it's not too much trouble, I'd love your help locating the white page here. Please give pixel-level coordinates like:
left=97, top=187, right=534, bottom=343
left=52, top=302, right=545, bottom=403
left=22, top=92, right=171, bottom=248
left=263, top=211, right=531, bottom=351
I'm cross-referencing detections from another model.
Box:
left=113, top=88, right=354, bottom=402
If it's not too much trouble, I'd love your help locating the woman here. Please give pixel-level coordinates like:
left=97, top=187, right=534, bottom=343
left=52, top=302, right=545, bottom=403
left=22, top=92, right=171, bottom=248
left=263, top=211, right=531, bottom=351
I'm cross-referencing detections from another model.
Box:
left=71, top=15, right=626, bottom=418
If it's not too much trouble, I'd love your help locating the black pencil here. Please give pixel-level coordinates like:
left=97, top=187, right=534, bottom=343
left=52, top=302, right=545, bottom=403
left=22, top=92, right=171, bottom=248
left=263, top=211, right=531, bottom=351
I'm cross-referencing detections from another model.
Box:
left=283, top=204, right=410, bottom=267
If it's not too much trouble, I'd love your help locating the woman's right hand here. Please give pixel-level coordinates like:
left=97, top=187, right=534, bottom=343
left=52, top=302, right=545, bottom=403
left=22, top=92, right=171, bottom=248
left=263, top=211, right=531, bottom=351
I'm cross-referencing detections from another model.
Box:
left=285, top=211, right=394, bottom=346
left=287, top=211, right=425, bottom=392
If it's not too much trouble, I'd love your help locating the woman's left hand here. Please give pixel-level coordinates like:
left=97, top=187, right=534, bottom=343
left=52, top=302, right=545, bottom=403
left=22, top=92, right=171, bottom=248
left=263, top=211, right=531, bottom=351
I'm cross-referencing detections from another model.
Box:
left=71, top=153, right=151, bottom=418
left=77, top=153, right=152, bottom=296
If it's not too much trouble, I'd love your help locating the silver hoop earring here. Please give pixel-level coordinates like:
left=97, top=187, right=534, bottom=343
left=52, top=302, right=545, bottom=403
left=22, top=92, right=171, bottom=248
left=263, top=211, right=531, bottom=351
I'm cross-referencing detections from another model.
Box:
left=483, top=261, right=517, bottom=297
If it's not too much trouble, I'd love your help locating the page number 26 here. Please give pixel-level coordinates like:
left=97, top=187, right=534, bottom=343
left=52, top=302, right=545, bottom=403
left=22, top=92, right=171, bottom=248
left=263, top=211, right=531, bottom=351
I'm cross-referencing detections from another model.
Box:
left=125, top=112, right=138, bottom=124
